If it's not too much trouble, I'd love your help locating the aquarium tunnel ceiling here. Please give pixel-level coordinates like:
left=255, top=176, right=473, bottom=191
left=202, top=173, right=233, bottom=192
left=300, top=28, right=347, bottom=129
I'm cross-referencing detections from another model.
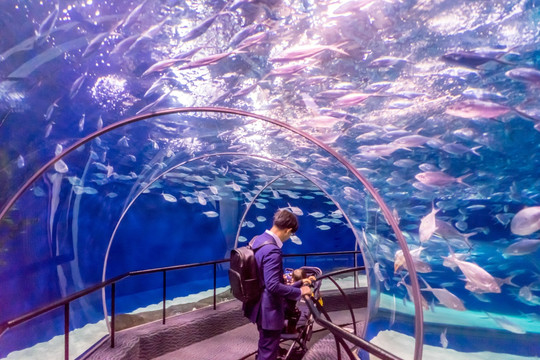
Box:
left=1, top=0, right=540, bottom=359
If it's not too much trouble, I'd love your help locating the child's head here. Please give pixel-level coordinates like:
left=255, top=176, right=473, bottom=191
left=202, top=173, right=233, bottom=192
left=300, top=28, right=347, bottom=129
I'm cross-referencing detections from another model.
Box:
left=292, top=268, right=306, bottom=282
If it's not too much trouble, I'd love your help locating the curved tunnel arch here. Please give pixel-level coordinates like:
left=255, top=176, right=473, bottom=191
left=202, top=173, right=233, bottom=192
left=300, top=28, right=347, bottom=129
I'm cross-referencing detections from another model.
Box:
left=1, top=107, right=425, bottom=359
left=232, top=165, right=359, bottom=251
left=102, top=152, right=368, bottom=334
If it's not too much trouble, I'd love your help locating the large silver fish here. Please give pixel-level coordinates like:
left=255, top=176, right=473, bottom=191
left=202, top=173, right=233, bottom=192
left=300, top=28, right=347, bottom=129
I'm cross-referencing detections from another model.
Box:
left=420, top=277, right=466, bottom=311
left=443, top=252, right=500, bottom=294
left=510, top=206, right=540, bottom=236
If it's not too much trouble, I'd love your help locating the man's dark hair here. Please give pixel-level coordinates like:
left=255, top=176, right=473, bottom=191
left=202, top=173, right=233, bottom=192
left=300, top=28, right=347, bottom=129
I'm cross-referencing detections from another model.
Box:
left=273, top=209, right=299, bottom=233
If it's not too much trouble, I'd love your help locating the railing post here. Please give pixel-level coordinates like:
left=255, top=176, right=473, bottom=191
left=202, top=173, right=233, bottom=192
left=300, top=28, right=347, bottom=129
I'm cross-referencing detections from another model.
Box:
left=304, top=255, right=307, bottom=266
left=111, top=283, right=115, bottom=348
left=213, top=263, right=217, bottom=310
left=64, top=303, right=69, bottom=360
left=354, top=253, right=358, bottom=289
left=163, top=270, right=167, bottom=324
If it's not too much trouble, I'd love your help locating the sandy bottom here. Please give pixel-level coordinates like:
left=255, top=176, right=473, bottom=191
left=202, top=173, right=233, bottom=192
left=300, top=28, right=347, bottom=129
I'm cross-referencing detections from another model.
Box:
left=370, top=330, right=537, bottom=360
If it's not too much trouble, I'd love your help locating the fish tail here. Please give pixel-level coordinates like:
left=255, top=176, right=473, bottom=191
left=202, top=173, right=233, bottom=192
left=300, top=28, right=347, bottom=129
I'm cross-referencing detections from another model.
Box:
left=329, top=42, right=350, bottom=56
left=504, top=275, right=520, bottom=288
left=513, top=108, right=540, bottom=122
left=231, top=49, right=248, bottom=55
left=494, top=58, right=516, bottom=66
left=457, top=173, right=472, bottom=187
left=471, top=146, right=483, bottom=157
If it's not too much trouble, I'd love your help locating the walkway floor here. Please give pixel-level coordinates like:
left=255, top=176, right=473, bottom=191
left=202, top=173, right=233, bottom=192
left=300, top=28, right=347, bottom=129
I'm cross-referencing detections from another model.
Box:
left=153, top=309, right=366, bottom=360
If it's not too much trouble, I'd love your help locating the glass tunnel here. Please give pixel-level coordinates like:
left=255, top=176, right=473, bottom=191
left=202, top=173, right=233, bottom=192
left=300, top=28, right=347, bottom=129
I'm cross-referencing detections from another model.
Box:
left=0, top=0, right=539, bottom=359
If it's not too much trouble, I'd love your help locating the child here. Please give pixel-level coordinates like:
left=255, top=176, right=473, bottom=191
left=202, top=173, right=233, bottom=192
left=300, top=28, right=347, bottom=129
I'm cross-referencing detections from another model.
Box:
left=284, top=268, right=315, bottom=333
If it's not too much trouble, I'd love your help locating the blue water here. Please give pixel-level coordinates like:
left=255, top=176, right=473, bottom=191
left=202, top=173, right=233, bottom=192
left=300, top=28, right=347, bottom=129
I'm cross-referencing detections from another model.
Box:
left=1, top=0, right=540, bottom=359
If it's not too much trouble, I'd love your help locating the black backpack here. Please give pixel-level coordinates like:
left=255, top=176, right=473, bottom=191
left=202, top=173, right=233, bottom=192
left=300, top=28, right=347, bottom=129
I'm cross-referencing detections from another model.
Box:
left=228, top=237, right=274, bottom=303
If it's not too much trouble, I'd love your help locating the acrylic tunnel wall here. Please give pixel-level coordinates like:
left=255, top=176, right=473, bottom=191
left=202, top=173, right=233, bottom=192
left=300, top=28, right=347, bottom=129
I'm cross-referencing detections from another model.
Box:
left=1, top=0, right=540, bottom=359
left=0, top=107, right=420, bottom=359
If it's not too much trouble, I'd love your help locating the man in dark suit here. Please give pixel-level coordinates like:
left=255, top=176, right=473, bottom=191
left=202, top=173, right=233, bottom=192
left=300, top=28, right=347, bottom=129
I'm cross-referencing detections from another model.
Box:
left=244, top=209, right=312, bottom=360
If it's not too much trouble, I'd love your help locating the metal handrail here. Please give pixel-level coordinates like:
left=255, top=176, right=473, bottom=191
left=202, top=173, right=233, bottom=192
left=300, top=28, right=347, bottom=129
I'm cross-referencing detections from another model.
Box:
left=304, top=293, right=403, bottom=360
left=283, top=250, right=361, bottom=269
left=316, top=266, right=366, bottom=336
left=0, top=250, right=362, bottom=359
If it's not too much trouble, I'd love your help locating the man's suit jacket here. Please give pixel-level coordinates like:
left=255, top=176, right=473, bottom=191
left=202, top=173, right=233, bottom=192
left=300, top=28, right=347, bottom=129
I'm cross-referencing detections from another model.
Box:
left=243, top=232, right=302, bottom=330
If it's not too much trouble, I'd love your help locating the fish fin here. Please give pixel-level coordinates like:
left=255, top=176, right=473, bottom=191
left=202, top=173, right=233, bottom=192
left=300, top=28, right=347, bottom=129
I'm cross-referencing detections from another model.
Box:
left=462, top=232, right=477, bottom=248
left=446, top=243, right=457, bottom=257
left=418, top=275, right=432, bottom=290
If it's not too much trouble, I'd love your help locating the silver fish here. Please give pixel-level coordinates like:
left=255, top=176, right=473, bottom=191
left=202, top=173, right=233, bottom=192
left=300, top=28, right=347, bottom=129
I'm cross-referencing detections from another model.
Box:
left=485, top=312, right=526, bottom=334
left=419, top=205, right=439, bottom=243
left=503, top=239, right=540, bottom=257
left=434, top=219, right=476, bottom=249
left=445, top=99, right=511, bottom=119
left=8, top=37, right=88, bottom=78
left=269, top=43, right=348, bottom=62
left=70, top=73, right=87, bottom=99
left=505, top=67, right=540, bottom=84
left=420, top=277, right=466, bottom=311
left=443, top=252, right=500, bottom=294
left=394, top=247, right=432, bottom=273
left=510, top=206, right=540, bottom=236
left=182, top=12, right=226, bottom=42
left=368, top=56, right=410, bottom=68
left=359, top=144, right=402, bottom=158
left=37, top=4, right=59, bottom=39
left=203, top=211, right=219, bottom=218
left=17, top=155, right=25, bottom=168
left=441, top=143, right=481, bottom=156
left=335, top=92, right=372, bottom=107
left=142, top=58, right=190, bottom=76
left=415, top=171, right=470, bottom=187
left=398, top=277, right=429, bottom=310
left=178, top=50, right=239, bottom=70
left=391, top=134, right=432, bottom=148
left=83, top=31, right=111, bottom=58
left=110, top=35, right=139, bottom=56
left=440, top=328, right=448, bottom=348
left=120, top=0, right=148, bottom=30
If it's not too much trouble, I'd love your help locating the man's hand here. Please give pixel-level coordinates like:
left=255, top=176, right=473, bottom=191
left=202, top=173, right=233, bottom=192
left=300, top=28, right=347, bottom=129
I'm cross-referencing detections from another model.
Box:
left=302, top=276, right=317, bottom=286
left=300, top=286, right=312, bottom=297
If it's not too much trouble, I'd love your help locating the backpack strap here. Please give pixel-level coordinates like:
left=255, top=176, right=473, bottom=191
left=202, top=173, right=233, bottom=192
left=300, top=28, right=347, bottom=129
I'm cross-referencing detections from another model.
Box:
left=249, top=236, right=276, bottom=291
left=249, top=236, right=276, bottom=251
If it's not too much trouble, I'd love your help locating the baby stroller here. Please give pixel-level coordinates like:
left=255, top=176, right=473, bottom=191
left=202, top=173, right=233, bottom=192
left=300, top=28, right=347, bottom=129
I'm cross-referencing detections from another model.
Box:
left=280, top=266, right=323, bottom=360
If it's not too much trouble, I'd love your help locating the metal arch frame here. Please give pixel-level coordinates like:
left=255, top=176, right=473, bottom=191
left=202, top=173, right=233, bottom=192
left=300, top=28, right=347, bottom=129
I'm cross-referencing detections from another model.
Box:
left=233, top=172, right=357, bottom=251
left=233, top=173, right=287, bottom=250
left=0, top=107, right=424, bottom=359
